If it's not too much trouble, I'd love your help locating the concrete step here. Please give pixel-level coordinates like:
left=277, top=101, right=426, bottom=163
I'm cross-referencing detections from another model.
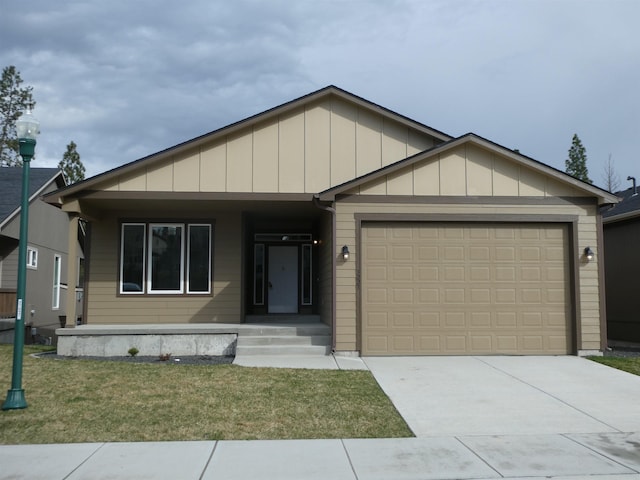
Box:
left=245, top=314, right=322, bottom=324
left=237, top=335, right=331, bottom=347
left=235, top=344, right=332, bottom=356
left=239, top=325, right=330, bottom=337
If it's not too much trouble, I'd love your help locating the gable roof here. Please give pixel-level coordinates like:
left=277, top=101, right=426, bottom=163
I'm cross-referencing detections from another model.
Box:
left=317, top=133, right=619, bottom=205
left=0, top=167, right=65, bottom=229
left=45, top=85, right=453, bottom=205
left=602, top=183, right=640, bottom=223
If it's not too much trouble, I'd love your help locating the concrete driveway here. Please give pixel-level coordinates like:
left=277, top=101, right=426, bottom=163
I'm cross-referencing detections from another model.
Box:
left=364, top=355, right=640, bottom=436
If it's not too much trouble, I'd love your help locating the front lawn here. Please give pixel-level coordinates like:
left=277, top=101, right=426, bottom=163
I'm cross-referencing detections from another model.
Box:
left=0, top=346, right=412, bottom=444
left=588, top=355, right=640, bottom=376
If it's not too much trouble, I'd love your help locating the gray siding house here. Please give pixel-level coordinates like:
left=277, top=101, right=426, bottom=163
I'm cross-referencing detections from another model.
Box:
left=0, top=167, right=83, bottom=343
left=603, top=179, right=640, bottom=343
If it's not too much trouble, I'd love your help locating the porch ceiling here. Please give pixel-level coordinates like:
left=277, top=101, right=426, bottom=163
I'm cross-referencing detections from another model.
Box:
left=74, top=196, right=325, bottom=218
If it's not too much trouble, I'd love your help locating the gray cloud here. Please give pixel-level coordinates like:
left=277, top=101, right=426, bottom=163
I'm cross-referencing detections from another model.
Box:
left=1, top=0, right=638, bottom=188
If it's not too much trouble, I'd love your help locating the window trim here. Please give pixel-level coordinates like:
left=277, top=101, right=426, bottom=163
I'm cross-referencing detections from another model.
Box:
left=120, top=223, right=146, bottom=295
left=119, top=220, right=214, bottom=296
left=27, top=246, right=38, bottom=269
left=148, top=223, right=185, bottom=294
left=52, top=254, right=61, bottom=309
left=186, top=224, right=212, bottom=294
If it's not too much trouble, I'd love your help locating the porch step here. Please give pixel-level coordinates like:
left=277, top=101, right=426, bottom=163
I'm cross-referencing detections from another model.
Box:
left=236, top=322, right=331, bottom=356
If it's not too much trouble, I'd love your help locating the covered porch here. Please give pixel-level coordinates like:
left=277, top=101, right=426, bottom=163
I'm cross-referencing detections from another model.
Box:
left=53, top=193, right=337, bottom=355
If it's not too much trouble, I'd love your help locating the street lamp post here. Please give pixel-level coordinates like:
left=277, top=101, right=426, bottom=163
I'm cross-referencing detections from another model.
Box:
left=2, top=108, right=39, bottom=411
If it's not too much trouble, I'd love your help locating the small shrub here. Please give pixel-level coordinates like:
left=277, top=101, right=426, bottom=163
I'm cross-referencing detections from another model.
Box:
left=128, top=347, right=139, bottom=357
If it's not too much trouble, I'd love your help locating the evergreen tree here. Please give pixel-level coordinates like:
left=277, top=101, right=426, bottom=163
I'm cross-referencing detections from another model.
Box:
left=565, top=134, right=592, bottom=184
left=0, top=66, right=36, bottom=167
left=58, top=141, right=85, bottom=184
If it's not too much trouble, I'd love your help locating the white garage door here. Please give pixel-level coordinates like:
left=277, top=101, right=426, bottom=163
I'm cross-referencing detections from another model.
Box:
left=361, top=223, right=572, bottom=355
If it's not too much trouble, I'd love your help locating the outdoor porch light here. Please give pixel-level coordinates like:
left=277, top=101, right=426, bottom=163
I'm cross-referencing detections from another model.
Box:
left=341, top=245, right=350, bottom=261
left=584, top=247, right=594, bottom=262
left=3, top=108, right=39, bottom=411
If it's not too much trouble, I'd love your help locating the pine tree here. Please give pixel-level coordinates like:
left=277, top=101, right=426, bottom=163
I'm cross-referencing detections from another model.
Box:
left=58, top=141, right=85, bottom=185
left=565, top=134, right=592, bottom=184
left=0, top=66, right=36, bottom=167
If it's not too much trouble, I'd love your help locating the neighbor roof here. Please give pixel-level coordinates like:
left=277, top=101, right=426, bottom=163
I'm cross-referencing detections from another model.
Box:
left=603, top=184, right=640, bottom=223
left=0, top=167, right=64, bottom=228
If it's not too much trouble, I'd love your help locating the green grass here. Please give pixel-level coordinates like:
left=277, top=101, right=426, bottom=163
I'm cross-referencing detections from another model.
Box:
left=588, top=355, right=640, bottom=376
left=0, top=345, right=412, bottom=444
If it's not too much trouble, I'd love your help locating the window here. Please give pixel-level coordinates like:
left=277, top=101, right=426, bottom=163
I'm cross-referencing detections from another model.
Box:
left=27, top=247, right=38, bottom=269
left=120, top=222, right=212, bottom=295
left=52, top=254, right=61, bottom=309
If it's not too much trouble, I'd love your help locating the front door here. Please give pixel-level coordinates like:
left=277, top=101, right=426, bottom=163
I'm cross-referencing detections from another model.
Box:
left=268, top=246, right=298, bottom=313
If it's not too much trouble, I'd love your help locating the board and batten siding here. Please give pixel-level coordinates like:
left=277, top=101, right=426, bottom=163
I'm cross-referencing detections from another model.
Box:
left=85, top=211, right=242, bottom=324
left=357, top=144, right=588, bottom=198
left=93, top=98, right=437, bottom=195
left=332, top=145, right=601, bottom=353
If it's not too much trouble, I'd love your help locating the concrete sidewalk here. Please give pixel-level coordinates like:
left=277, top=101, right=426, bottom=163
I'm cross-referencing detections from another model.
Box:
left=1, top=434, right=639, bottom=480
left=2, top=355, right=639, bottom=479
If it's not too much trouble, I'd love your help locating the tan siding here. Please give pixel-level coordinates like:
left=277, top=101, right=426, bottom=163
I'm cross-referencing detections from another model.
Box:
left=200, top=142, right=227, bottom=192
left=493, top=157, right=520, bottom=196
left=85, top=211, right=242, bottom=324
left=387, top=169, right=413, bottom=195
left=253, top=120, right=279, bottom=193
left=226, top=133, right=253, bottom=192
left=440, top=149, right=466, bottom=195
left=382, top=120, right=407, bottom=166
left=279, top=109, right=305, bottom=193
left=466, top=145, right=493, bottom=196
left=89, top=96, right=440, bottom=195
left=305, top=101, right=332, bottom=192
left=173, top=151, right=200, bottom=192
left=356, top=109, right=383, bottom=176
left=118, top=171, right=147, bottom=191
left=146, top=160, right=173, bottom=192
left=413, top=159, right=440, bottom=195
left=408, top=129, right=434, bottom=156
left=519, top=168, right=546, bottom=196
left=330, top=100, right=357, bottom=186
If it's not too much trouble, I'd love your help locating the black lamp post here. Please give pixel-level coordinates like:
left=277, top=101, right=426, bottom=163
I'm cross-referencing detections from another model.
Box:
left=2, top=108, right=39, bottom=410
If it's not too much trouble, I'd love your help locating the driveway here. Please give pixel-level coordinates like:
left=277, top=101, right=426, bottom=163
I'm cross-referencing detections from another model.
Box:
left=364, top=355, right=640, bottom=436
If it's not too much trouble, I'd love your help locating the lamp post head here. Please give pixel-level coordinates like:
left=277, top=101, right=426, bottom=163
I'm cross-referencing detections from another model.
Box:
left=16, top=108, right=40, bottom=141
left=16, top=108, right=40, bottom=160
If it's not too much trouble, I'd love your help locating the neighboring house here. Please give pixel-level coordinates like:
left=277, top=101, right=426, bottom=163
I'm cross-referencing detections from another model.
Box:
left=0, top=168, right=84, bottom=344
left=45, top=86, right=617, bottom=356
left=602, top=179, right=640, bottom=342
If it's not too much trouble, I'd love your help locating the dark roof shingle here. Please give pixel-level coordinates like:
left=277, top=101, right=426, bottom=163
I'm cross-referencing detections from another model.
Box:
left=0, top=167, right=61, bottom=224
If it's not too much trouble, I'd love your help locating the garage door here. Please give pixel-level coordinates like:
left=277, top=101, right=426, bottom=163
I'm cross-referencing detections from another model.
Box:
left=361, top=223, right=572, bottom=355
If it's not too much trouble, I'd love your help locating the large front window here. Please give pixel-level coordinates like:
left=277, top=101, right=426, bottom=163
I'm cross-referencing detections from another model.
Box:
left=120, top=222, right=212, bottom=295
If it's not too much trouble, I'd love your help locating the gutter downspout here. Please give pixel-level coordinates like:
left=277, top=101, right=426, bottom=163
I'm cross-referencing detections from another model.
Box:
left=313, top=194, right=337, bottom=351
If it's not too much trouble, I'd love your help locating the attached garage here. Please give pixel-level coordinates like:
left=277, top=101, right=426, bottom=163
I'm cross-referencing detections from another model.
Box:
left=361, top=222, right=573, bottom=355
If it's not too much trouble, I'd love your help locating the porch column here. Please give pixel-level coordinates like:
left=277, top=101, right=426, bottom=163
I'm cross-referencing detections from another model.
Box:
left=64, top=214, right=79, bottom=328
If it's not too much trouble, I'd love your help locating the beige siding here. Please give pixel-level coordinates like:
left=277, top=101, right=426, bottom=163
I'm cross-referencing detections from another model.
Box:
left=85, top=210, right=242, bottom=324
left=334, top=200, right=601, bottom=353
left=354, top=144, right=589, bottom=198
left=91, top=97, right=439, bottom=195
left=279, top=110, right=305, bottom=193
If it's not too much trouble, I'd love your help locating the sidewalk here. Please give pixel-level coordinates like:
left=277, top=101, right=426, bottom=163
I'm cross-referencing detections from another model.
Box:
left=1, top=434, right=639, bottom=480
left=2, top=354, right=639, bottom=479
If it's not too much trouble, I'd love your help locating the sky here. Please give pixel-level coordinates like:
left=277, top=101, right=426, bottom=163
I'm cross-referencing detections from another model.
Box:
left=1, top=0, right=638, bottom=192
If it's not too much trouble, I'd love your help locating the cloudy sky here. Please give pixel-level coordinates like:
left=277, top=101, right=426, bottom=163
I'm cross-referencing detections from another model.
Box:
left=1, top=0, right=638, bottom=191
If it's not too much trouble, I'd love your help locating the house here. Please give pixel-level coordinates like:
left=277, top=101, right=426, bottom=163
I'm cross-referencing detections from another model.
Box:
left=46, top=86, right=617, bottom=357
left=602, top=177, right=640, bottom=343
left=0, top=167, right=83, bottom=344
